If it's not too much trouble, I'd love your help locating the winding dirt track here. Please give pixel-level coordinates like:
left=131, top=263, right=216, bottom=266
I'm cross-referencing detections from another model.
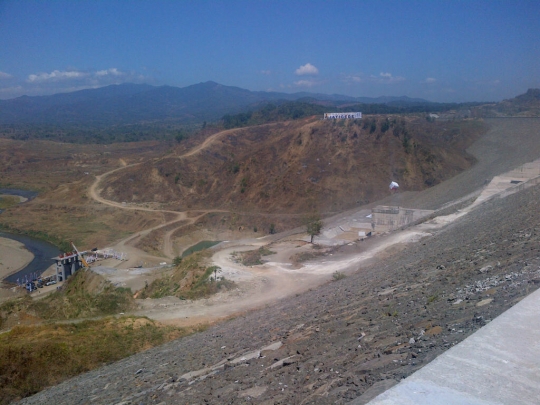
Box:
left=87, top=122, right=297, bottom=262
left=87, top=118, right=540, bottom=327
left=87, top=127, right=243, bottom=261
left=86, top=124, right=349, bottom=325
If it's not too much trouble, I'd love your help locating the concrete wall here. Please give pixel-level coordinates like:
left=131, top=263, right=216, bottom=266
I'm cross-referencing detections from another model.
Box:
left=372, top=206, right=434, bottom=233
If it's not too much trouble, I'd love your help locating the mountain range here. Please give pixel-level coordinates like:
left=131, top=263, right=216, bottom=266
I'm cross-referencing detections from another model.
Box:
left=0, top=81, right=431, bottom=127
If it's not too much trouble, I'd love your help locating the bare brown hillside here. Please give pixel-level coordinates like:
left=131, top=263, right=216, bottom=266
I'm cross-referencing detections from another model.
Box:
left=102, top=117, right=487, bottom=214
left=472, top=88, right=540, bottom=117
left=0, top=139, right=169, bottom=248
left=19, top=147, right=540, bottom=405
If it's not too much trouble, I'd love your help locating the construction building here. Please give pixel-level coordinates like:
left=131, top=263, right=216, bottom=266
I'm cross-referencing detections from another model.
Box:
left=371, top=205, right=434, bottom=233
left=324, top=112, right=362, bottom=119
left=52, top=252, right=84, bottom=282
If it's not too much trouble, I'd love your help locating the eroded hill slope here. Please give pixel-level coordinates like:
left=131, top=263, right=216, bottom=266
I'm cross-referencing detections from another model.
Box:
left=102, top=117, right=486, bottom=213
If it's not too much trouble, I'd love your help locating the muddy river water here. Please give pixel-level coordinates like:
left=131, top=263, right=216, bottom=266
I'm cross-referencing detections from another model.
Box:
left=0, top=189, right=60, bottom=283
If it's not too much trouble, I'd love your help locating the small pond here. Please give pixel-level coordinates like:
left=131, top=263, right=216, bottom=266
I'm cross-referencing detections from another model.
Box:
left=0, top=188, right=39, bottom=200
left=181, top=240, right=221, bottom=257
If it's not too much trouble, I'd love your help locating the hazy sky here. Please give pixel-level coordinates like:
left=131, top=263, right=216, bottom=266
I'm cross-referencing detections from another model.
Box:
left=0, top=0, right=538, bottom=102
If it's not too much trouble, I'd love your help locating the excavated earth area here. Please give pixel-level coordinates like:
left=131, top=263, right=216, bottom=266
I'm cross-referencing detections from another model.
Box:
left=19, top=118, right=540, bottom=405
left=19, top=180, right=540, bottom=405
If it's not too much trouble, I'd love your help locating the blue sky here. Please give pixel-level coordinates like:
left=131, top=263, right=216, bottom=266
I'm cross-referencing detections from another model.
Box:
left=0, top=0, right=538, bottom=102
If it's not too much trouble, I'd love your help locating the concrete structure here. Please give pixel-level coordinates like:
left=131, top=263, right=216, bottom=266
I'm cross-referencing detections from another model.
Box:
left=371, top=206, right=434, bottom=233
left=361, top=286, right=540, bottom=405
left=469, top=157, right=540, bottom=208
left=53, top=252, right=84, bottom=282
left=324, top=112, right=362, bottom=119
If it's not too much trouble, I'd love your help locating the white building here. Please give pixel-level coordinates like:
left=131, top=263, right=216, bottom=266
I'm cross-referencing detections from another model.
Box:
left=324, top=112, right=362, bottom=119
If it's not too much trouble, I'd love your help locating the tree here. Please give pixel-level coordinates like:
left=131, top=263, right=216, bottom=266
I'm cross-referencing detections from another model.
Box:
left=306, top=215, right=323, bottom=243
left=369, top=121, right=377, bottom=134
left=208, top=265, right=221, bottom=281
left=381, top=119, right=390, bottom=133
left=175, top=130, right=186, bottom=143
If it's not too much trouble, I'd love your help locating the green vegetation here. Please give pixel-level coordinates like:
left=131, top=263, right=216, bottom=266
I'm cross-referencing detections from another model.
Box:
left=0, top=270, right=135, bottom=322
left=181, top=240, right=221, bottom=258
left=427, top=294, right=439, bottom=304
left=240, top=177, right=248, bottom=193
left=381, top=118, right=390, bottom=133
left=0, top=269, right=199, bottom=403
left=175, top=129, right=187, bottom=143
left=305, top=215, right=323, bottom=243
left=233, top=246, right=276, bottom=266
left=173, top=255, right=183, bottom=266
left=140, top=251, right=235, bottom=300
left=230, top=162, right=240, bottom=174
left=0, top=122, right=198, bottom=144
left=332, top=271, right=346, bottom=281
left=0, top=224, right=71, bottom=252
left=0, top=196, right=19, bottom=210
left=0, top=317, right=195, bottom=404
left=221, top=100, right=484, bottom=129
left=222, top=101, right=325, bottom=129
left=369, top=120, right=377, bottom=134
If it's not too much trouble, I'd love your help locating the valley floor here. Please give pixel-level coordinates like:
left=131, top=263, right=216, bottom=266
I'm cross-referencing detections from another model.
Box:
left=70, top=118, right=540, bottom=330
left=14, top=118, right=540, bottom=404
left=19, top=157, right=540, bottom=405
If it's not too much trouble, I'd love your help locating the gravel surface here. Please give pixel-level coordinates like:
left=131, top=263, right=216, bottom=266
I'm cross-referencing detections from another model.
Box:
left=17, top=118, right=540, bottom=405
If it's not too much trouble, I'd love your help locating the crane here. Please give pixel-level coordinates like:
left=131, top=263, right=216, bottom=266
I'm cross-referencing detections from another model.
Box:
left=71, top=241, right=89, bottom=268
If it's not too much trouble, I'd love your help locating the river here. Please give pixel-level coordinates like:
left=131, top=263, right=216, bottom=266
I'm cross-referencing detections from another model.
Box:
left=1, top=232, right=60, bottom=283
left=0, top=188, right=60, bottom=283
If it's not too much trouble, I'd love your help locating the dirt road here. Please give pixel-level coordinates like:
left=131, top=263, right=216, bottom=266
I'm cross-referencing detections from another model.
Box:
left=21, top=150, right=540, bottom=405
left=17, top=118, right=540, bottom=405
left=87, top=126, right=250, bottom=262
left=86, top=118, right=540, bottom=329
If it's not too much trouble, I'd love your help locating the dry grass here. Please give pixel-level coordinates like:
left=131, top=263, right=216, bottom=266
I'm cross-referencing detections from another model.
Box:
left=102, top=118, right=488, bottom=214
left=0, top=266, right=206, bottom=403
left=0, top=270, right=135, bottom=329
left=233, top=246, right=276, bottom=266
left=0, top=316, right=199, bottom=404
left=290, top=245, right=326, bottom=266
left=0, top=139, right=167, bottom=248
left=140, top=250, right=236, bottom=300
